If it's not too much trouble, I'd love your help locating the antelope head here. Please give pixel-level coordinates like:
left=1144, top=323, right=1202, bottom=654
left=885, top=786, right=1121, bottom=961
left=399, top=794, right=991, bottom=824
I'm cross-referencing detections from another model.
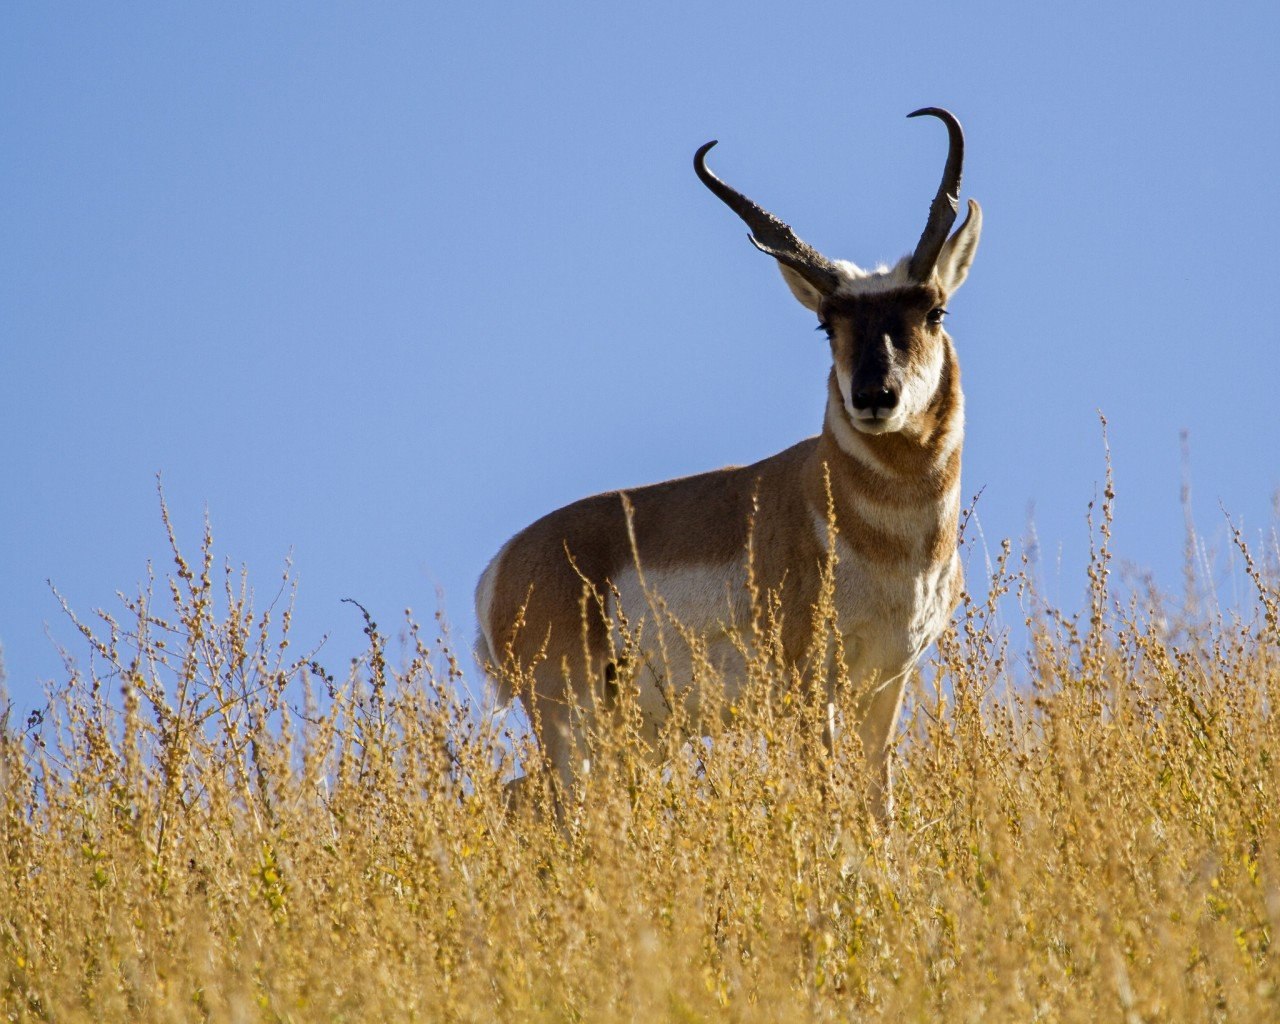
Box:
left=695, top=107, right=982, bottom=437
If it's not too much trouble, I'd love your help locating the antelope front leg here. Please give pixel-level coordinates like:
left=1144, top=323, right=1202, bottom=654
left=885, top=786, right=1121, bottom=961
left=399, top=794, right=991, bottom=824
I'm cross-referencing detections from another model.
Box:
left=817, top=653, right=900, bottom=825
left=852, top=669, right=911, bottom=825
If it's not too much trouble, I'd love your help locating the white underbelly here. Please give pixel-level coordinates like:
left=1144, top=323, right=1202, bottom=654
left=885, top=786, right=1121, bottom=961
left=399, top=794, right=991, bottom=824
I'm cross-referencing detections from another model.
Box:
left=608, top=561, right=752, bottom=728
left=603, top=548, right=956, bottom=730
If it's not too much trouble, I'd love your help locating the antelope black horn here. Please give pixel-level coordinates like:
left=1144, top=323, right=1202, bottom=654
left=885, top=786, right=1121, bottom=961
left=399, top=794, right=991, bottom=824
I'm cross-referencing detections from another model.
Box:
left=695, top=140, right=841, bottom=295
left=905, top=107, right=965, bottom=282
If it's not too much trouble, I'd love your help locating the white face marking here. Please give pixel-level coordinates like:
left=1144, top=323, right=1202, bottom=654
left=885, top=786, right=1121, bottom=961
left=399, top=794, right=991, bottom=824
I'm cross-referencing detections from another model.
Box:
left=830, top=258, right=913, bottom=297
left=895, top=333, right=946, bottom=420
left=851, top=409, right=907, bottom=434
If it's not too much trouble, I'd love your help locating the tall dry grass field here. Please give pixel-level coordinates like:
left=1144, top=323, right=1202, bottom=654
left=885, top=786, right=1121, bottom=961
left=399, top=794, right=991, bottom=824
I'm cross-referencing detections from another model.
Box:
left=3, top=479, right=1279, bottom=1022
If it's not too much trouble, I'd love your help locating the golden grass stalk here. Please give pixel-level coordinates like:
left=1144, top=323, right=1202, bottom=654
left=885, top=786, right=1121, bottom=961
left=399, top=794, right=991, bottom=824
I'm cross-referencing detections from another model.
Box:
left=3, top=481, right=1279, bottom=1022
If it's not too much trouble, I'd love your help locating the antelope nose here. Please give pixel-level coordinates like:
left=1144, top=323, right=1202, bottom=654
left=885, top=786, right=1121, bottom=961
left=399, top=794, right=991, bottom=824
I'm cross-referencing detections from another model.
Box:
left=852, top=387, right=899, bottom=413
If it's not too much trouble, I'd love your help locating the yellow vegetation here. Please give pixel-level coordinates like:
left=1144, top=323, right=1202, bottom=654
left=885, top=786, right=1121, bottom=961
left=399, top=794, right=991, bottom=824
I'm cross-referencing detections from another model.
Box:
left=3, top=481, right=1279, bottom=1022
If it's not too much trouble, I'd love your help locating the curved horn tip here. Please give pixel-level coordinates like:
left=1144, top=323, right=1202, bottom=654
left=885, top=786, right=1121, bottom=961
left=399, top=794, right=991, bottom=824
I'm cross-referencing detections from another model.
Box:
left=907, top=107, right=962, bottom=129
left=694, top=140, right=719, bottom=165
left=906, top=106, right=947, bottom=118
left=905, top=106, right=967, bottom=282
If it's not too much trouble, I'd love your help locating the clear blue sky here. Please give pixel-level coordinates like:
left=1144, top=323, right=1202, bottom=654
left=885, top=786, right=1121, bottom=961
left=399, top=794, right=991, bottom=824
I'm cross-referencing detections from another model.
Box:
left=4, top=3, right=1279, bottom=715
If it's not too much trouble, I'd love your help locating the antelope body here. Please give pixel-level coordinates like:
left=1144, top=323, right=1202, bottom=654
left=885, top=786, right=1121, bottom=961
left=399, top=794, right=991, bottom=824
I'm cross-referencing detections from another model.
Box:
left=476, top=109, right=982, bottom=818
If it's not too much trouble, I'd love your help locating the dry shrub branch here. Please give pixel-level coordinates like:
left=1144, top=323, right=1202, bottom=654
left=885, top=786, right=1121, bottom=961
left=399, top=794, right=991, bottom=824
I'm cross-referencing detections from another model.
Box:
left=3, top=482, right=1279, bottom=1022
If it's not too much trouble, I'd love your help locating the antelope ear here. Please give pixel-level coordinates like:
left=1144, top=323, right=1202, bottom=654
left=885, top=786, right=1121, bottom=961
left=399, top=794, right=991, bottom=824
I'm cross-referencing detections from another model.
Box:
left=935, top=199, right=982, bottom=293
left=777, top=263, right=825, bottom=312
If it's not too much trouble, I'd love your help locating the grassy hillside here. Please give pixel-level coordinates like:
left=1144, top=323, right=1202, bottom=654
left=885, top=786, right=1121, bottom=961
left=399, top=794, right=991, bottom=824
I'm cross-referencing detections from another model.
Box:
left=3, top=487, right=1278, bottom=1022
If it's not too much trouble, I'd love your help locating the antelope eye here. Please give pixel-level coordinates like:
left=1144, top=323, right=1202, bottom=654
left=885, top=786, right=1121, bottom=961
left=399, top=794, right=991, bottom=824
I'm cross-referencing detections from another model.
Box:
left=927, top=308, right=948, bottom=326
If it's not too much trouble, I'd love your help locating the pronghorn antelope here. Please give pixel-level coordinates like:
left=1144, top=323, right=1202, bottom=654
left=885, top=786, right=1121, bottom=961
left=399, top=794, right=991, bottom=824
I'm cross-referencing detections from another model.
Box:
left=476, top=108, right=981, bottom=818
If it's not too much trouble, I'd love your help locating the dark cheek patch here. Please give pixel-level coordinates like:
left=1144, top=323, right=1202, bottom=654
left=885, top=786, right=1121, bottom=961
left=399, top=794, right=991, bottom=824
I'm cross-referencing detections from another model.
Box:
left=824, top=287, right=947, bottom=381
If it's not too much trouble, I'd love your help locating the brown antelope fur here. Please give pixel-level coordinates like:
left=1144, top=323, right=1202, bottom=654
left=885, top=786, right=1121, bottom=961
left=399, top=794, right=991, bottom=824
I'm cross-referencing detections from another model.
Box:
left=476, top=109, right=982, bottom=819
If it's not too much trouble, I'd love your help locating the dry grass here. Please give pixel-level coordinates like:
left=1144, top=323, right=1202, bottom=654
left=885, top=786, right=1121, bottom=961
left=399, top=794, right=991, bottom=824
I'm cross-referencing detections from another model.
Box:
left=3, top=481, right=1279, bottom=1023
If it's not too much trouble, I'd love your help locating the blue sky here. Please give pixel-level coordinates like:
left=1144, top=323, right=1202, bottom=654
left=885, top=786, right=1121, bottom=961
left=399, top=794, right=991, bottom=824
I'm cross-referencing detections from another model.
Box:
left=3, top=3, right=1278, bottom=714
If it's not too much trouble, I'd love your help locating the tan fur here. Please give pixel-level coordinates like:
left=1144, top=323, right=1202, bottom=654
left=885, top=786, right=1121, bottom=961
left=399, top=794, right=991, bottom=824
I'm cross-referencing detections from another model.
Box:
left=477, top=323, right=965, bottom=813
left=476, top=132, right=982, bottom=820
